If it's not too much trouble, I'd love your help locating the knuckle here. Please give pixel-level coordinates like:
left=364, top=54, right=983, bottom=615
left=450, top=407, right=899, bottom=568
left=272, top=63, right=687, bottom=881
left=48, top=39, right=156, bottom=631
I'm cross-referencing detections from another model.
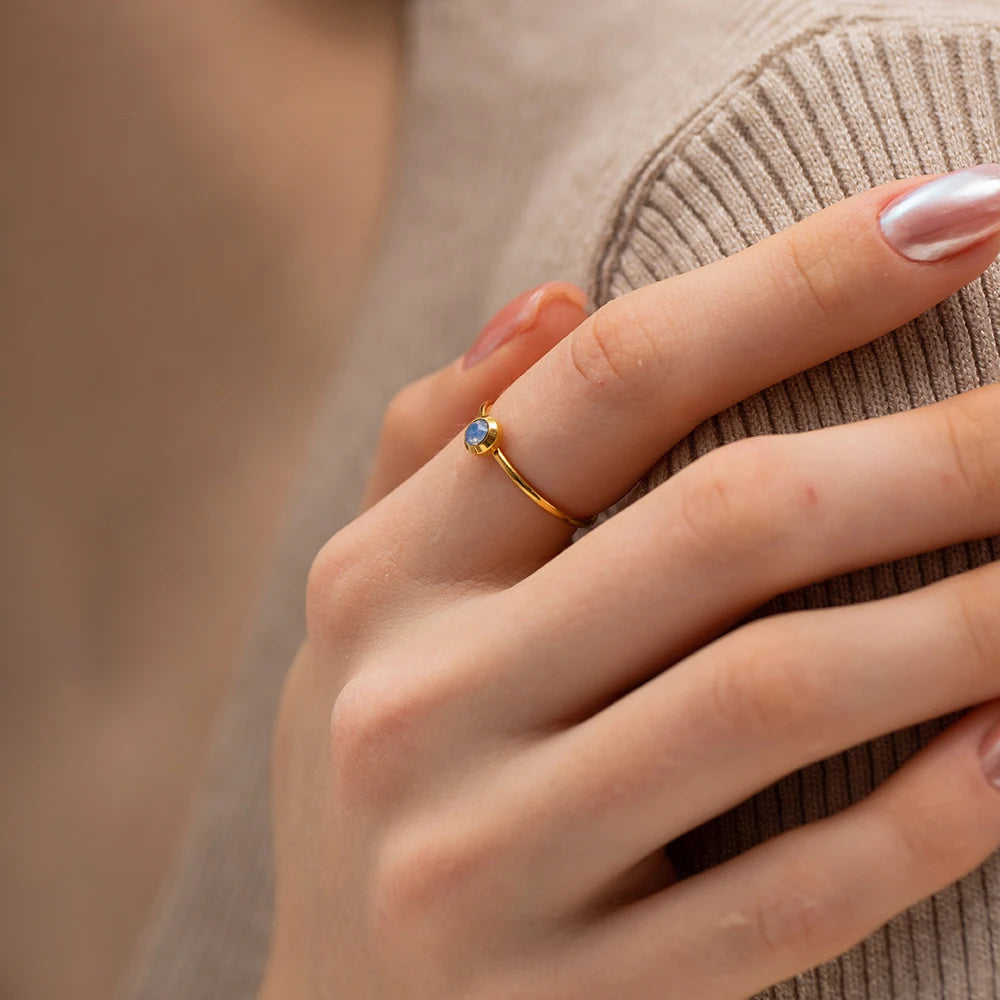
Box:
left=937, top=391, right=999, bottom=507
left=750, top=867, right=841, bottom=961
left=372, top=819, right=492, bottom=938
left=676, top=436, right=794, bottom=553
left=706, top=620, right=819, bottom=746
left=951, top=579, right=1000, bottom=682
left=566, top=296, right=665, bottom=398
left=768, top=223, right=845, bottom=322
left=305, top=524, right=371, bottom=645
left=675, top=444, right=757, bottom=551
left=329, top=672, right=439, bottom=804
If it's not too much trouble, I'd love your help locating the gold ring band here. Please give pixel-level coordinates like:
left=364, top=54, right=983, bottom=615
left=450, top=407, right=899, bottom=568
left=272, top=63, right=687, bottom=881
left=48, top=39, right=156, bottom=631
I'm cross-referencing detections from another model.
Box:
left=463, top=401, right=597, bottom=528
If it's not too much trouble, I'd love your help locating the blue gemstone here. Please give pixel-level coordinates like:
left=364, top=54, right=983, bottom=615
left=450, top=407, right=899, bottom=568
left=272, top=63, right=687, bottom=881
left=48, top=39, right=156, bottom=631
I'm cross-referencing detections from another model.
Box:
left=465, top=417, right=489, bottom=447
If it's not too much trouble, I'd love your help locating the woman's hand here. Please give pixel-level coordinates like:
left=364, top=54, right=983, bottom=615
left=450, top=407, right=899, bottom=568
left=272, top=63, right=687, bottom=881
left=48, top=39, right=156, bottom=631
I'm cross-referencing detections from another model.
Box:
left=261, top=168, right=1000, bottom=1000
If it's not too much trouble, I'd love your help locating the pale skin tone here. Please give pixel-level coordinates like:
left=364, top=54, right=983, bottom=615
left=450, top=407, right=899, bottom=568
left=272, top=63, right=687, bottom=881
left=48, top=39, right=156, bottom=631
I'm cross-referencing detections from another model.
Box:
left=262, top=180, right=1000, bottom=999
left=5, top=5, right=1000, bottom=1000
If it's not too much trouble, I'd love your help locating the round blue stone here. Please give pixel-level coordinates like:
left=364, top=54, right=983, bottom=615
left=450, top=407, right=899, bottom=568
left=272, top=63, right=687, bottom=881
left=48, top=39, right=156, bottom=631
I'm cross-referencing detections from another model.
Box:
left=465, top=417, right=490, bottom=447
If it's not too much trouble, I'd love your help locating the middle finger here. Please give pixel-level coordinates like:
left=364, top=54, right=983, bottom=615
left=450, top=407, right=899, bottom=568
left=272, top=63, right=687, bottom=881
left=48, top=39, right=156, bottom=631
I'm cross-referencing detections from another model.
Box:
left=492, top=380, right=1000, bottom=730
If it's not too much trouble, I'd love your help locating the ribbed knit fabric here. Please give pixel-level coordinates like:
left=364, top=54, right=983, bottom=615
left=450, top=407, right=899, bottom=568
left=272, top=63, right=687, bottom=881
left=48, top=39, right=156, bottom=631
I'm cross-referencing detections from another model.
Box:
left=597, top=15, right=1000, bottom=1000
left=122, top=3, right=1000, bottom=999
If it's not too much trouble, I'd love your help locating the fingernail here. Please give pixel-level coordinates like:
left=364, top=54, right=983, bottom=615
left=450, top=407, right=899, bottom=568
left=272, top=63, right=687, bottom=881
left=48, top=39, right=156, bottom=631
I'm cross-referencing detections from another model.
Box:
left=979, top=718, right=1000, bottom=791
left=879, top=163, right=1000, bottom=262
left=462, top=281, right=587, bottom=369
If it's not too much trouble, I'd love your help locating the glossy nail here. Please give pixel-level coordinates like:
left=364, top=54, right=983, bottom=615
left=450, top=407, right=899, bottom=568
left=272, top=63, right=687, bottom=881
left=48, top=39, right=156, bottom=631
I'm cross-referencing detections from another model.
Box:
left=463, top=281, right=587, bottom=369
left=879, top=163, right=1000, bottom=262
left=981, top=719, right=1000, bottom=791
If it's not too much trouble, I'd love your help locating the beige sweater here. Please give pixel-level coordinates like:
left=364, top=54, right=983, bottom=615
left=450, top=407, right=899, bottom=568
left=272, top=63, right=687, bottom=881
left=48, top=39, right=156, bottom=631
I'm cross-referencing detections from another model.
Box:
left=125, top=1, right=1000, bottom=997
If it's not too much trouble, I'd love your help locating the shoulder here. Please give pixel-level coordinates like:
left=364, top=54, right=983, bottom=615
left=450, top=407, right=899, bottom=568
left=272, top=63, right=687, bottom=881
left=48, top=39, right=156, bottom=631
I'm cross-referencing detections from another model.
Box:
left=595, top=0, right=1000, bottom=301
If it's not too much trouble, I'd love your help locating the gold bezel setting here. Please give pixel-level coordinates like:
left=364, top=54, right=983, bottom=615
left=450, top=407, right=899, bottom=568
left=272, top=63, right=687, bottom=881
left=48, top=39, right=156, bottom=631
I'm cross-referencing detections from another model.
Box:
left=463, top=413, right=501, bottom=455
left=461, top=400, right=598, bottom=528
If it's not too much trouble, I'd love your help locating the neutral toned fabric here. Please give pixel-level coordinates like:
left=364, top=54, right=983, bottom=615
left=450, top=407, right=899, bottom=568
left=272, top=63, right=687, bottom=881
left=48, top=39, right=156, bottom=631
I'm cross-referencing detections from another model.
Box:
left=123, top=1, right=1000, bottom=997
left=597, top=16, right=1000, bottom=1000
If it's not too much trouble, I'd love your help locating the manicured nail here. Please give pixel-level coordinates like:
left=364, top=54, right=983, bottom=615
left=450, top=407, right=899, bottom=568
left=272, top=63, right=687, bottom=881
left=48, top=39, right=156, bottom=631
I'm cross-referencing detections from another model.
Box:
left=879, top=163, right=1000, bottom=262
left=463, top=281, right=587, bottom=369
left=979, top=719, right=1000, bottom=791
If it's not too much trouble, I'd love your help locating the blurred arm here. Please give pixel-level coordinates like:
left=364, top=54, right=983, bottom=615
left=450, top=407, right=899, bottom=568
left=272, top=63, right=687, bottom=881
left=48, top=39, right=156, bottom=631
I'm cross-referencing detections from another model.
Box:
left=0, top=2, right=403, bottom=997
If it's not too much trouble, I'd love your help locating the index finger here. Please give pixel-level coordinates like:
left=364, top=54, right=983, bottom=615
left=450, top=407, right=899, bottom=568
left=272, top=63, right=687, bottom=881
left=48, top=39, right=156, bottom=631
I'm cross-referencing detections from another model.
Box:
left=378, top=166, right=1000, bottom=584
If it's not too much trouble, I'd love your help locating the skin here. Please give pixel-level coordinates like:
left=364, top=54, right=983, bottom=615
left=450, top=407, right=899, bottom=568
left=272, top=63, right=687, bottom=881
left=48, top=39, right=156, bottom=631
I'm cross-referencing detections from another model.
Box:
left=260, top=177, right=1000, bottom=999
left=5, top=5, right=1000, bottom=999
left=0, top=2, right=403, bottom=998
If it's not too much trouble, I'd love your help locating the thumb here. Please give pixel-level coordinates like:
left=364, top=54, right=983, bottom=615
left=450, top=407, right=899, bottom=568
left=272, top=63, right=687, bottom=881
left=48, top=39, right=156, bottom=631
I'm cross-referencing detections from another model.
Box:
left=361, top=281, right=588, bottom=510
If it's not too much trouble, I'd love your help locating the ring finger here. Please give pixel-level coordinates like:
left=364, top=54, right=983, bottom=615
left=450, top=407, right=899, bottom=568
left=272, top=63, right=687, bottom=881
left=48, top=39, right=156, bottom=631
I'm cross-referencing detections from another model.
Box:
left=378, top=166, right=1000, bottom=584
left=361, top=382, right=1000, bottom=814
left=491, top=379, right=1000, bottom=729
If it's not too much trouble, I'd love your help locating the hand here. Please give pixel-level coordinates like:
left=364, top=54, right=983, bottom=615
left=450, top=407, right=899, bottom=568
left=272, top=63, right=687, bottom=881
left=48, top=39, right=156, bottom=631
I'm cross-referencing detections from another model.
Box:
left=261, top=169, right=1000, bottom=1000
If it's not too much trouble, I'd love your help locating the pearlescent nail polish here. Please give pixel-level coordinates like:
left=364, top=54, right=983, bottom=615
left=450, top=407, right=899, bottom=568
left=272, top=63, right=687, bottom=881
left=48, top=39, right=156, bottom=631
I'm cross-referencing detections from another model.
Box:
left=979, top=719, right=1000, bottom=791
left=878, top=163, right=1000, bottom=262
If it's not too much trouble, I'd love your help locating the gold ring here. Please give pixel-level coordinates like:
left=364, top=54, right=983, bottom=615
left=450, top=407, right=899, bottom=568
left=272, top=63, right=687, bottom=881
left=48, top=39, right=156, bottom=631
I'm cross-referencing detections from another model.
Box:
left=463, top=401, right=597, bottom=528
